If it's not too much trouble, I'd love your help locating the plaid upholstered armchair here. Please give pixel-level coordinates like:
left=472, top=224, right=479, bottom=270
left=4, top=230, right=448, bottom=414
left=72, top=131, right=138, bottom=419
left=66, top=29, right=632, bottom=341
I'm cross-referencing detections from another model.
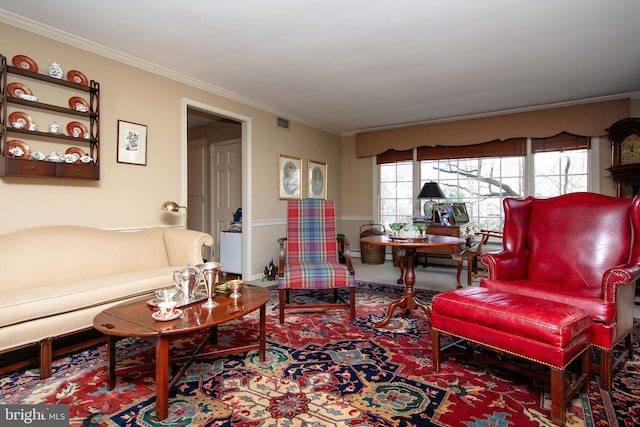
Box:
left=277, top=199, right=356, bottom=324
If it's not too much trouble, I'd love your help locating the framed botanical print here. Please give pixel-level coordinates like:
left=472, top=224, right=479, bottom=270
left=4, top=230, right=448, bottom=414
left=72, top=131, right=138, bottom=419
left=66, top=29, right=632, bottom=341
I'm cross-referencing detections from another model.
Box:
left=117, top=120, right=147, bottom=166
left=308, top=160, right=327, bottom=199
left=278, top=154, right=302, bottom=200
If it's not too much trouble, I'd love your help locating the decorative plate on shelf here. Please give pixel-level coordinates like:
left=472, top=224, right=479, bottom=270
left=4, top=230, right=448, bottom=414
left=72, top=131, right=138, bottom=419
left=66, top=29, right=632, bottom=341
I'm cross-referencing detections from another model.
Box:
left=12, top=55, right=38, bottom=72
left=7, top=82, right=32, bottom=98
left=66, top=121, right=88, bottom=139
left=68, top=96, right=89, bottom=112
left=6, top=140, right=31, bottom=159
left=8, top=111, right=33, bottom=128
left=66, top=69, right=88, bottom=86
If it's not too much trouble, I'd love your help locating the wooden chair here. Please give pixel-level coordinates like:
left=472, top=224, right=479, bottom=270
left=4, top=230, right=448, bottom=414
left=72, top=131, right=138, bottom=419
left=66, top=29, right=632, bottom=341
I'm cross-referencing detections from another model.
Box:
left=466, top=229, right=503, bottom=286
left=277, top=199, right=356, bottom=324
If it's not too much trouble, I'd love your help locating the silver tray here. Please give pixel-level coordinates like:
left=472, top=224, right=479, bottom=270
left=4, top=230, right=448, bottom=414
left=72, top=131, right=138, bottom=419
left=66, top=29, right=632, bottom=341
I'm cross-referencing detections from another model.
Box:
left=147, top=290, right=208, bottom=308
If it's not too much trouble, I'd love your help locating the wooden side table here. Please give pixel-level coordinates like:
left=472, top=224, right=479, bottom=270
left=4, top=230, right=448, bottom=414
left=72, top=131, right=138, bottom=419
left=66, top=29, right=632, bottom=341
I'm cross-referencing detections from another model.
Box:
left=360, top=234, right=465, bottom=327
left=412, top=222, right=474, bottom=286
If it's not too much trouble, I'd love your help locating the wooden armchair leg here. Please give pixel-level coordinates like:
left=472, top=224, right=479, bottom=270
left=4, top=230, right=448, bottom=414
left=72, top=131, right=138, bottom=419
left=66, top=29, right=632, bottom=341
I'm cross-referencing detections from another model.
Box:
left=432, top=329, right=441, bottom=372
left=279, top=289, right=286, bottom=325
left=349, top=287, right=356, bottom=321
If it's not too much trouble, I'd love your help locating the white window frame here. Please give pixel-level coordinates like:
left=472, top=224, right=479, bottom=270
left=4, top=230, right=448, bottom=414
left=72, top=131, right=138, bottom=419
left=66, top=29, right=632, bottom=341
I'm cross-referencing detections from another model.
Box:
left=374, top=137, right=599, bottom=229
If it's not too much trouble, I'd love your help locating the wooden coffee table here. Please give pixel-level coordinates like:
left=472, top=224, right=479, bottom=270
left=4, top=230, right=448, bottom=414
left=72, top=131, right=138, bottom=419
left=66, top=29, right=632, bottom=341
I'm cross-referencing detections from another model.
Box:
left=93, top=284, right=270, bottom=421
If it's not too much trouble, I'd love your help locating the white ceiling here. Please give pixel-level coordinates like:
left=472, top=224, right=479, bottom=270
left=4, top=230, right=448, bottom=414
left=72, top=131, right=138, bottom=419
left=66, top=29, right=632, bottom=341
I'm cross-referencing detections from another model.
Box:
left=2, top=0, right=640, bottom=135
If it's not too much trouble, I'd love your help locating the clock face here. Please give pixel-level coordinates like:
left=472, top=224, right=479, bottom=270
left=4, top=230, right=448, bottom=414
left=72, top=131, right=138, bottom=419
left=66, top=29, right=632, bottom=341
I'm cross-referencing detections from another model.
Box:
left=621, top=134, right=640, bottom=164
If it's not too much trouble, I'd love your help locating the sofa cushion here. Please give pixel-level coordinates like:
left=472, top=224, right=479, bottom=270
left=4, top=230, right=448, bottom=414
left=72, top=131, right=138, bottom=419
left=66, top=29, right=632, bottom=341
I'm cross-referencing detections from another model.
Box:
left=0, top=267, right=176, bottom=328
left=0, top=226, right=171, bottom=291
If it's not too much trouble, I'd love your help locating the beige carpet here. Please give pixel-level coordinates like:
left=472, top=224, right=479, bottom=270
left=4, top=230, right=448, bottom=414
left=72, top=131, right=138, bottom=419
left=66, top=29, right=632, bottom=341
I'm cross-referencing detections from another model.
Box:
left=352, top=258, right=473, bottom=292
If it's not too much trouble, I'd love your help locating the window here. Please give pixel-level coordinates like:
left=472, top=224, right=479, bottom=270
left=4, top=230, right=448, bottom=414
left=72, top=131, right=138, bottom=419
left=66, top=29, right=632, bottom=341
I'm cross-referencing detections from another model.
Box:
left=421, top=157, right=524, bottom=230
left=379, top=135, right=590, bottom=231
left=534, top=150, right=588, bottom=196
left=379, top=161, right=413, bottom=227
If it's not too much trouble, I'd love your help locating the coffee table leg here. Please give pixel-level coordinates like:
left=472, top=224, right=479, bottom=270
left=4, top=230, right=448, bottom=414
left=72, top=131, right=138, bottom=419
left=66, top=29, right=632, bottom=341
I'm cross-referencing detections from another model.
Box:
left=209, top=325, right=218, bottom=345
left=155, top=336, right=169, bottom=421
left=107, top=336, right=116, bottom=390
left=259, top=304, right=266, bottom=361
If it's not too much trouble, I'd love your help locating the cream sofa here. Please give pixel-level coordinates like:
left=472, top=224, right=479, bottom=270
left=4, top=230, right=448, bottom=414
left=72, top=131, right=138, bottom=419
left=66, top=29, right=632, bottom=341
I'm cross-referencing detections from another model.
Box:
left=0, top=225, right=213, bottom=378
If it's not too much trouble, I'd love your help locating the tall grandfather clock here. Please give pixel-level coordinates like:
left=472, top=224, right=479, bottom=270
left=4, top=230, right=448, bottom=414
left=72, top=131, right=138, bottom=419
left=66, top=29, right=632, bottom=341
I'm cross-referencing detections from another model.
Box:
left=606, top=117, right=640, bottom=199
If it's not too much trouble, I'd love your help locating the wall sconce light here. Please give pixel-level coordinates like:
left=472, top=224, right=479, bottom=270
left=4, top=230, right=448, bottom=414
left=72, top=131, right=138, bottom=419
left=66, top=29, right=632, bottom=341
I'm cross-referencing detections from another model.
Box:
left=161, top=201, right=188, bottom=226
left=161, top=201, right=185, bottom=213
left=417, top=182, right=446, bottom=220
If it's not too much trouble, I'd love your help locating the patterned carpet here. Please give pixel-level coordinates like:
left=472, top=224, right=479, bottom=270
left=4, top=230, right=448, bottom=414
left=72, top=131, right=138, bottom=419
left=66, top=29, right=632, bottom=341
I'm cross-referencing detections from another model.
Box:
left=1, top=281, right=639, bottom=426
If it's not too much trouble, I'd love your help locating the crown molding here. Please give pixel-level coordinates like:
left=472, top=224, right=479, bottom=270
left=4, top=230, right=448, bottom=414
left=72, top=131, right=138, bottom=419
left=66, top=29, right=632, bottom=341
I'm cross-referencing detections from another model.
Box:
left=343, top=91, right=640, bottom=137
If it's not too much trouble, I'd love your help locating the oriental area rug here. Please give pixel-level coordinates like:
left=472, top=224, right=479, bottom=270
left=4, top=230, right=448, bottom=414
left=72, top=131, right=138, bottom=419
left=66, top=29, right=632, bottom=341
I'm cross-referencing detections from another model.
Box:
left=1, top=282, right=639, bottom=426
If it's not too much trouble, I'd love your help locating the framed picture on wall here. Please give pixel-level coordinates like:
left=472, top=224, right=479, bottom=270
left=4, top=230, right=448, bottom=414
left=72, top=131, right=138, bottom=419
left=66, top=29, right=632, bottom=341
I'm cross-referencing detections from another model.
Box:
left=278, top=154, right=302, bottom=199
left=308, top=160, right=327, bottom=199
left=117, top=120, right=147, bottom=166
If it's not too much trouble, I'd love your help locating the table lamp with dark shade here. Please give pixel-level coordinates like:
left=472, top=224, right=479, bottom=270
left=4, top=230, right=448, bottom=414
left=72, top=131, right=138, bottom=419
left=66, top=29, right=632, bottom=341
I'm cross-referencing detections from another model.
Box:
left=417, top=182, right=446, bottom=220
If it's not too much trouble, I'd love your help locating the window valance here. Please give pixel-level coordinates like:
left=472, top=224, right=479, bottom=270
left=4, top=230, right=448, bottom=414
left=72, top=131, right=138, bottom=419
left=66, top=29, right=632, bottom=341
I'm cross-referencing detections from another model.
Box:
left=417, top=138, right=526, bottom=161
left=357, top=99, right=628, bottom=158
left=531, top=132, right=590, bottom=153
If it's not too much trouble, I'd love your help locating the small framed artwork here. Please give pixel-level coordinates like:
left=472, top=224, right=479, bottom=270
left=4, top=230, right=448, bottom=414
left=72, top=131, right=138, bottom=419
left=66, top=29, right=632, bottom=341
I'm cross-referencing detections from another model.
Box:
left=278, top=154, right=302, bottom=200
left=452, top=203, right=470, bottom=223
left=308, top=160, right=327, bottom=199
left=117, top=120, right=147, bottom=166
left=433, top=203, right=455, bottom=225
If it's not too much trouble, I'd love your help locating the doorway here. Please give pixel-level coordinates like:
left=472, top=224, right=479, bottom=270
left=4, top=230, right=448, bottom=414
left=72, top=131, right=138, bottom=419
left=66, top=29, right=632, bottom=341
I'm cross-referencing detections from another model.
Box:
left=185, top=102, right=248, bottom=276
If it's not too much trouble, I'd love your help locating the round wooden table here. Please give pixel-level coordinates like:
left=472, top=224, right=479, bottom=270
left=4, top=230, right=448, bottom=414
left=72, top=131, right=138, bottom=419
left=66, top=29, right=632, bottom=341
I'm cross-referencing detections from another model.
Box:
left=93, top=284, right=270, bottom=421
left=360, top=234, right=465, bottom=327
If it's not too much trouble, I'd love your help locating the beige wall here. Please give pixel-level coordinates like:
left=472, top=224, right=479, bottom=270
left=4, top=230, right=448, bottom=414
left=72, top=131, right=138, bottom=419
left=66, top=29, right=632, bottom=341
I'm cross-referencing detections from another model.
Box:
left=1, top=23, right=342, bottom=279
left=339, top=134, right=375, bottom=250
left=3, top=22, right=638, bottom=277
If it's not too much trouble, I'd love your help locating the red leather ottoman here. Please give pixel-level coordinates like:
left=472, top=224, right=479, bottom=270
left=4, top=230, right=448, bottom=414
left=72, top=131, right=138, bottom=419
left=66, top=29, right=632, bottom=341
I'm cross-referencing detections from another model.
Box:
left=431, top=287, right=592, bottom=426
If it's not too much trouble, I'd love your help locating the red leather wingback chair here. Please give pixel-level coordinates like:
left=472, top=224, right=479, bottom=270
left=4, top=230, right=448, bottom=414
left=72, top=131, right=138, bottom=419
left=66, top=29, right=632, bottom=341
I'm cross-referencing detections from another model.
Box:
left=480, top=192, right=640, bottom=391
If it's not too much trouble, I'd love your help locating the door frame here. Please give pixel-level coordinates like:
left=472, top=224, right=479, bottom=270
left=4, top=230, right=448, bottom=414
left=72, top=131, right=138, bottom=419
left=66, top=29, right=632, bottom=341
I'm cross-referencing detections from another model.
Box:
left=182, top=98, right=252, bottom=279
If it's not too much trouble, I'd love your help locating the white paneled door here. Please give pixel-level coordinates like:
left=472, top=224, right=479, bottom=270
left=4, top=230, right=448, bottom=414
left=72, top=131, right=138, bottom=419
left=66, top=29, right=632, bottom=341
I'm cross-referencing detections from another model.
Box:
left=213, top=139, right=242, bottom=260
left=187, top=138, right=211, bottom=259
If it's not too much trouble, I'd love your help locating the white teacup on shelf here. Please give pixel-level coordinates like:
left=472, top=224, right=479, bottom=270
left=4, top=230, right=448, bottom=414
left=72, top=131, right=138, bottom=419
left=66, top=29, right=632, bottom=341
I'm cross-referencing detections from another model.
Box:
left=46, top=151, right=63, bottom=162
left=64, top=153, right=79, bottom=163
left=49, top=122, right=62, bottom=134
left=8, top=146, right=25, bottom=157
